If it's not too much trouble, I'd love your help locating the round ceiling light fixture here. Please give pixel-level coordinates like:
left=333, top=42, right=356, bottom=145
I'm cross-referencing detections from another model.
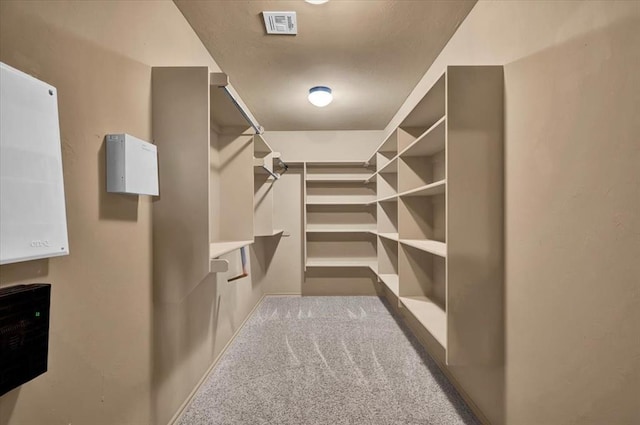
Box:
left=308, top=86, right=333, bottom=107
left=305, top=0, right=330, bottom=4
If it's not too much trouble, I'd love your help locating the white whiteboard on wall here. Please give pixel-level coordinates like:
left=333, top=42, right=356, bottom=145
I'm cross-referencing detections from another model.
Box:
left=0, top=62, right=69, bottom=265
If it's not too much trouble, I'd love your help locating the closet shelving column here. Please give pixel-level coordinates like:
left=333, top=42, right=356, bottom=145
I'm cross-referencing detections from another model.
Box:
left=304, top=161, right=377, bottom=272
left=366, top=133, right=399, bottom=295
left=396, top=72, right=447, bottom=352
left=369, top=66, right=504, bottom=366
left=152, top=67, right=255, bottom=298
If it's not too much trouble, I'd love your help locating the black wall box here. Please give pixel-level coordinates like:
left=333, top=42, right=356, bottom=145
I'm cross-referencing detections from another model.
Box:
left=0, top=284, right=51, bottom=396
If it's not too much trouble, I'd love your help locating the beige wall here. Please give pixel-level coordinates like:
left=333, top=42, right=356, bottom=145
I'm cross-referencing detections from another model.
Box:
left=265, top=130, right=383, bottom=162
left=0, top=2, right=264, bottom=425
left=387, top=1, right=640, bottom=424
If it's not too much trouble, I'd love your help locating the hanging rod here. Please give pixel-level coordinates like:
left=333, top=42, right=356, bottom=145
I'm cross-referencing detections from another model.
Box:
left=262, top=165, right=280, bottom=180
left=211, top=72, right=263, bottom=135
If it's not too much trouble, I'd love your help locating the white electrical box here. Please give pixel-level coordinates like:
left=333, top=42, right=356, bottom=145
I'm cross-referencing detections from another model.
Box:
left=0, top=62, right=69, bottom=265
left=106, top=134, right=159, bottom=196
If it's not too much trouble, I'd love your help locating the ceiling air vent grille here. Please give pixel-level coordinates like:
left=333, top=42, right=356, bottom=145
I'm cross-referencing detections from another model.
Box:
left=263, top=11, right=297, bottom=35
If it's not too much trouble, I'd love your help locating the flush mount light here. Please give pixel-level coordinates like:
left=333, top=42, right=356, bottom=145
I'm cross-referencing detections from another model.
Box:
left=308, top=86, right=332, bottom=107
left=305, top=0, right=329, bottom=4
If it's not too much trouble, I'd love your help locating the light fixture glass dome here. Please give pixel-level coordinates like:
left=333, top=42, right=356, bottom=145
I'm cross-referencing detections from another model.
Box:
left=308, top=86, right=333, bottom=107
left=305, top=0, right=329, bottom=4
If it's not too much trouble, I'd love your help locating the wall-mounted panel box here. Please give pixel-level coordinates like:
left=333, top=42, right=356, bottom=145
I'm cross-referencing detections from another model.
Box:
left=106, top=134, right=159, bottom=196
left=0, top=62, right=69, bottom=265
left=0, top=284, right=51, bottom=396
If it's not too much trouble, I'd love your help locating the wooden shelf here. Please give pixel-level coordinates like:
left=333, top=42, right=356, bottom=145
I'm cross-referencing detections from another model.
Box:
left=398, top=116, right=446, bottom=158
left=400, top=296, right=447, bottom=349
left=400, top=239, right=446, bottom=257
left=379, top=273, right=399, bottom=296
left=306, top=199, right=374, bottom=206
left=398, top=180, right=446, bottom=197
left=374, top=194, right=398, bottom=204
left=255, top=229, right=284, bottom=237
left=210, top=240, right=253, bottom=259
left=378, top=232, right=399, bottom=241
left=306, top=258, right=378, bottom=271
left=306, top=160, right=369, bottom=166
left=307, top=228, right=376, bottom=233
left=306, top=175, right=373, bottom=183
left=306, top=224, right=376, bottom=232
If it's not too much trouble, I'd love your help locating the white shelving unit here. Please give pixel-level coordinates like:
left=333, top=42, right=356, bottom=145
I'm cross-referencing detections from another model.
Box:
left=366, top=66, right=504, bottom=367
left=152, top=68, right=257, bottom=298
left=303, top=162, right=377, bottom=276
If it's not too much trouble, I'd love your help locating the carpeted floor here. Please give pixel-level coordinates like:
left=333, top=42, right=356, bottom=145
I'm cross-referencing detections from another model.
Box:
left=177, top=296, right=479, bottom=425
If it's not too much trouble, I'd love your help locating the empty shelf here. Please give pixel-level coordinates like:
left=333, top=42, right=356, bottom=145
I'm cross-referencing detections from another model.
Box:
left=307, top=228, right=376, bottom=233
left=400, top=239, right=446, bottom=257
left=398, top=180, right=446, bottom=197
left=255, top=229, right=284, bottom=237
left=306, top=160, right=369, bottom=166
left=306, top=199, right=374, bottom=206
left=376, top=194, right=398, bottom=203
left=378, top=274, right=399, bottom=296
left=378, top=233, right=399, bottom=241
left=210, top=240, right=253, bottom=258
left=400, top=296, right=447, bottom=349
left=306, top=224, right=377, bottom=232
left=398, top=116, right=446, bottom=158
left=306, top=258, right=378, bottom=272
left=306, top=175, right=373, bottom=183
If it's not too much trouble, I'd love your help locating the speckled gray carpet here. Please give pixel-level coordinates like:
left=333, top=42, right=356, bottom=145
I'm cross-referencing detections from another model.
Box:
left=177, top=296, right=479, bottom=425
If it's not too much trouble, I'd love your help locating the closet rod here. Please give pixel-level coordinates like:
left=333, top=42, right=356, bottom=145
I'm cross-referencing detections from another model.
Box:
left=262, top=165, right=280, bottom=180
left=211, top=72, right=263, bottom=135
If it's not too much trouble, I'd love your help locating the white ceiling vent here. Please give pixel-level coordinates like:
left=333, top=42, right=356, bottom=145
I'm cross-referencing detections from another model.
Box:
left=263, top=11, right=297, bottom=35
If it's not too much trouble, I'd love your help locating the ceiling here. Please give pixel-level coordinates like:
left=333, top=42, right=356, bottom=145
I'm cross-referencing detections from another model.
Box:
left=175, top=0, right=476, bottom=131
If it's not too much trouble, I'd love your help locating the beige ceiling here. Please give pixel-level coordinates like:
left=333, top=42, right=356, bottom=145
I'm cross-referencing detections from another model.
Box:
left=175, top=0, right=476, bottom=131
